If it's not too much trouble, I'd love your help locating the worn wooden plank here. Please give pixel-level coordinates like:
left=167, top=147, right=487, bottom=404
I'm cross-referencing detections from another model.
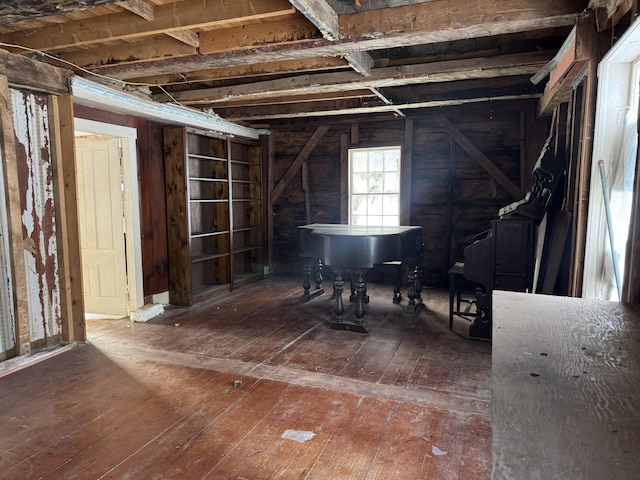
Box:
left=199, top=12, right=320, bottom=55
left=0, top=49, right=72, bottom=95
left=492, top=291, right=640, bottom=479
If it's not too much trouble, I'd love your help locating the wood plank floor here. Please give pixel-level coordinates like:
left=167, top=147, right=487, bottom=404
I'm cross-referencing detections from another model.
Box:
left=0, top=275, right=491, bottom=479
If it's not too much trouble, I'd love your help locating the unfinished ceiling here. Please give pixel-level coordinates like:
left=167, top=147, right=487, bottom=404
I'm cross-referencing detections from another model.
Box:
left=0, top=0, right=590, bottom=125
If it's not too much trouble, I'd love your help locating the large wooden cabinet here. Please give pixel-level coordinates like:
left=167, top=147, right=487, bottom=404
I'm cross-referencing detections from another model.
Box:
left=164, top=127, right=265, bottom=306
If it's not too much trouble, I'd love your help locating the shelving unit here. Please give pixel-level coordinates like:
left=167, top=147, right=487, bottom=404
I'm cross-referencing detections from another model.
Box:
left=164, top=127, right=264, bottom=306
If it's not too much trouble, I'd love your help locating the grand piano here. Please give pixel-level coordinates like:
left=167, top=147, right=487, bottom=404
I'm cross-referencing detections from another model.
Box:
left=298, top=224, right=425, bottom=332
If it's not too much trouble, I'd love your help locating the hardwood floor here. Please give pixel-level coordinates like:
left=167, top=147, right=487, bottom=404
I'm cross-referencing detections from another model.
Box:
left=0, top=275, right=491, bottom=479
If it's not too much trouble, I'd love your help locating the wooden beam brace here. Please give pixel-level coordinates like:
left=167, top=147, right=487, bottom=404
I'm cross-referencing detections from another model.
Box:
left=166, top=30, right=200, bottom=48
left=117, top=0, right=154, bottom=21
left=344, top=50, right=373, bottom=76
left=288, top=0, right=339, bottom=40
left=199, top=12, right=319, bottom=55
left=435, top=116, right=523, bottom=200
left=272, top=125, right=330, bottom=202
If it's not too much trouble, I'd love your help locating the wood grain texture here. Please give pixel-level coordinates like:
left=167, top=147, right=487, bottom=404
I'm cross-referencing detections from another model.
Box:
left=0, top=276, right=491, bottom=479
left=492, top=290, right=640, bottom=479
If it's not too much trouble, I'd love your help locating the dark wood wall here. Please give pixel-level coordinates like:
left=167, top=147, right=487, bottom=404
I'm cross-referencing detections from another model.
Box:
left=74, top=105, right=169, bottom=299
left=270, top=100, right=549, bottom=288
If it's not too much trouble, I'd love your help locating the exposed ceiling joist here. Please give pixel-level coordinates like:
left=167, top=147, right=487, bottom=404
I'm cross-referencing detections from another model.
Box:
left=154, top=51, right=553, bottom=105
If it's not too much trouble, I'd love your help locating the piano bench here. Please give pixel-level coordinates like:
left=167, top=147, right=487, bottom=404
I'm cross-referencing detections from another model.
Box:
left=448, top=262, right=479, bottom=330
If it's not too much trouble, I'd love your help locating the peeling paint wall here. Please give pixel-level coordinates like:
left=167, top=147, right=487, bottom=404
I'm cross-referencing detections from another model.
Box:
left=11, top=89, right=62, bottom=347
left=0, top=142, right=17, bottom=357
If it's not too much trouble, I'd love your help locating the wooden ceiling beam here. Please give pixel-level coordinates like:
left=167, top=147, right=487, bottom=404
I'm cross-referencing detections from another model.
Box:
left=199, top=12, right=319, bottom=55
left=124, top=56, right=349, bottom=86
left=213, top=93, right=542, bottom=121
left=207, top=89, right=376, bottom=108
left=92, top=0, right=581, bottom=80
left=0, top=0, right=295, bottom=50
left=155, top=51, right=553, bottom=104
left=0, top=0, right=121, bottom=25
left=58, top=37, right=197, bottom=69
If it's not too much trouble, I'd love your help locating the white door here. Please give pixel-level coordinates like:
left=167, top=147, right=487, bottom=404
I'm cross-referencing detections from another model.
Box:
left=76, top=137, right=128, bottom=316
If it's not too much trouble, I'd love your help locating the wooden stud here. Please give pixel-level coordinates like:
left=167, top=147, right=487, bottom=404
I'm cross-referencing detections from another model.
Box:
left=49, top=94, right=86, bottom=343
left=340, top=133, right=349, bottom=224
left=401, top=118, right=413, bottom=226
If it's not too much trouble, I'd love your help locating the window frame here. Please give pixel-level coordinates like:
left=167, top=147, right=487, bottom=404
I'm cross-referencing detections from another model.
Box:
left=347, top=145, right=402, bottom=226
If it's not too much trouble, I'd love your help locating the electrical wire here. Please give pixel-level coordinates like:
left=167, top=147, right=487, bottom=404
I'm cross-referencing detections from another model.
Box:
left=0, top=40, right=198, bottom=112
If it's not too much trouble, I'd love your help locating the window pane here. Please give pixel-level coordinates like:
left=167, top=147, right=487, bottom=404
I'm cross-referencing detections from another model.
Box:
left=384, top=194, right=399, bottom=214
left=369, top=195, right=384, bottom=215
left=351, top=195, right=368, bottom=216
left=382, top=215, right=398, bottom=226
left=349, top=146, right=401, bottom=226
left=352, top=152, right=368, bottom=172
left=384, top=151, right=399, bottom=170
left=369, top=151, right=384, bottom=171
left=352, top=173, right=369, bottom=194
left=368, top=172, right=383, bottom=193
left=384, top=172, right=399, bottom=193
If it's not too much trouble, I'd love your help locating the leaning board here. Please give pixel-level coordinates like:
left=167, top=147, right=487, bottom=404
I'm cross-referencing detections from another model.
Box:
left=492, top=290, right=640, bottom=479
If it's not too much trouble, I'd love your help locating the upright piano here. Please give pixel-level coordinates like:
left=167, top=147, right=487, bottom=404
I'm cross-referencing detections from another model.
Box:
left=298, top=224, right=425, bottom=332
left=461, top=133, right=564, bottom=340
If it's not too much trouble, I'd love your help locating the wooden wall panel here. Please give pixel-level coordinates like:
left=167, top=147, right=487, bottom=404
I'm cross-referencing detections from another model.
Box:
left=270, top=100, right=549, bottom=287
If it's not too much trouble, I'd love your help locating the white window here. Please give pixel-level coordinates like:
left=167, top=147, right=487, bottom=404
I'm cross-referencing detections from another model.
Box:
left=349, top=146, right=401, bottom=226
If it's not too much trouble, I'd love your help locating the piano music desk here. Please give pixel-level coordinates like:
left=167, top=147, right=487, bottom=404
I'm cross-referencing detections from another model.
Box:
left=492, top=290, right=640, bottom=479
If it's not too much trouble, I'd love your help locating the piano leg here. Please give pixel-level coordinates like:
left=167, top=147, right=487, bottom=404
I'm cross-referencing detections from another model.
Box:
left=301, top=258, right=324, bottom=302
left=332, top=269, right=344, bottom=321
left=407, top=263, right=424, bottom=312
left=314, top=259, right=323, bottom=290
left=393, top=264, right=402, bottom=304
left=330, top=268, right=369, bottom=333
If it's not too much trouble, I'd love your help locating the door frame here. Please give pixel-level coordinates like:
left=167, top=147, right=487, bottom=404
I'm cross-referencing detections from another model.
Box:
left=74, top=118, right=143, bottom=314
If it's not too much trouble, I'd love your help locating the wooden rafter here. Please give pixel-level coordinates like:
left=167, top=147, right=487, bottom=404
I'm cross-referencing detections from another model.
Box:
left=155, top=51, right=553, bottom=105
